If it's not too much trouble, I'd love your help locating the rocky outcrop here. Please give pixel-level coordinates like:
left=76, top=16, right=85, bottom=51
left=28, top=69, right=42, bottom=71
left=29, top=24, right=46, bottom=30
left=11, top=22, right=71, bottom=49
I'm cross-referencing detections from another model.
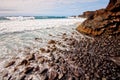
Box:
left=78, top=11, right=95, bottom=19
left=77, top=0, right=120, bottom=36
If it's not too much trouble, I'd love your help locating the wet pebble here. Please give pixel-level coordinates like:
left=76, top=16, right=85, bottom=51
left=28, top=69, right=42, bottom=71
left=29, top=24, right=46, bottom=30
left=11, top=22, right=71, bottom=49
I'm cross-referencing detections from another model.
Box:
left=24, top=67, right=34, bottom=74
left=40, top=68, right=48, bottom=74
left=48, top=71, right=58, bottom=80
left=48, top=40, right=56, bottom=44
left=4, top=61, right=15, bottom=68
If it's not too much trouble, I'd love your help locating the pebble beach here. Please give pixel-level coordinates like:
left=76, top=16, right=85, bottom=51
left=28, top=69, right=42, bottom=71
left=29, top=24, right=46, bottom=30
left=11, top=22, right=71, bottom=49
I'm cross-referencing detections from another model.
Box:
left=0, top=18, right=119, bottom=80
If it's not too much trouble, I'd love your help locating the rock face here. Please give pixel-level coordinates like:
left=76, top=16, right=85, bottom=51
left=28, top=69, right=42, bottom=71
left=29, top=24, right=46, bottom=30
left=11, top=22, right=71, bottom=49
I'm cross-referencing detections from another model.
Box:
left=77, top=0, right=120, bottom=36
left=78, top=11, right=95, bottom=19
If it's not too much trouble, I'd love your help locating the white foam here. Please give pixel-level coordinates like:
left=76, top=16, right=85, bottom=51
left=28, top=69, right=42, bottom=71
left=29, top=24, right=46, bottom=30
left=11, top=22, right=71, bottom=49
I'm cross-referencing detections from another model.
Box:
left=0, top=18, right=85, bottom=34
left=6, top=16, right=35, bottom=21
left=0, top=18, right=86, bottom=69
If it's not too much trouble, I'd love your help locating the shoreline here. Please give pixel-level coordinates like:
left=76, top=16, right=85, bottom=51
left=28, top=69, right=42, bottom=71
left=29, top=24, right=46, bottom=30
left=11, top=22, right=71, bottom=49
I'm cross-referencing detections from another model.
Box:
left=0, top=18, right=119, bottom=80
left=0, top=25, right=120, bottom=80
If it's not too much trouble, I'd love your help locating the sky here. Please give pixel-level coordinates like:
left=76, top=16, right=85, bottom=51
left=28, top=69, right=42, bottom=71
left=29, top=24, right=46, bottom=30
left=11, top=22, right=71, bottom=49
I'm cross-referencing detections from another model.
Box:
left=0, top=0, right=109, bottom=16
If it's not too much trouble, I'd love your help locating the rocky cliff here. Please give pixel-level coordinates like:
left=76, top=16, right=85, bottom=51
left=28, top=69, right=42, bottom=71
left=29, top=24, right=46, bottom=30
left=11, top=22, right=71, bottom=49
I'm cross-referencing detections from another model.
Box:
left=77, top=0, right=120, bottom=36
left=78, top=11, right=95, bottom=19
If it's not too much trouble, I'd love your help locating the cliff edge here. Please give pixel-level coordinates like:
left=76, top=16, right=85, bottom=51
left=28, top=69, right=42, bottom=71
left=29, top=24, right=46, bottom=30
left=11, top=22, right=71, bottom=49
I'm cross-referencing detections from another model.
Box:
left=77, top=0, right=120, bottom=36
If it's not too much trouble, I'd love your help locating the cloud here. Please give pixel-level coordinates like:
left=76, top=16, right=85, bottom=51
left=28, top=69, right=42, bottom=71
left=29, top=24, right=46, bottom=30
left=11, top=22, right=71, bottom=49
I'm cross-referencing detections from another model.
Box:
left=0, top=0, right=99, bottom=16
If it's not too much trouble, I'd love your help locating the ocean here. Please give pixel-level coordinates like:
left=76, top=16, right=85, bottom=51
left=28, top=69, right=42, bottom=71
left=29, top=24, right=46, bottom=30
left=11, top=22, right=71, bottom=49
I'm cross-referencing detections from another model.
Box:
left=0, top=16, right=67, bottom=21
left=0, top=16, right=86, bottom=70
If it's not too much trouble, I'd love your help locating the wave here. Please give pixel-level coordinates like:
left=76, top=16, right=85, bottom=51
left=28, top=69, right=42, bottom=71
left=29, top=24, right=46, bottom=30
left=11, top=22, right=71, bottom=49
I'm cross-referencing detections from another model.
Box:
left=0, top=18, right=86, bottom=34
left=0, top=17, right=10, bottom=20
left=35, top=16, right=67, bottom=19
left=5, top=16, right=35, bottom=21
left=0, top=16, right=35, bottom=21
left=0, top=16, right=67, bottom=21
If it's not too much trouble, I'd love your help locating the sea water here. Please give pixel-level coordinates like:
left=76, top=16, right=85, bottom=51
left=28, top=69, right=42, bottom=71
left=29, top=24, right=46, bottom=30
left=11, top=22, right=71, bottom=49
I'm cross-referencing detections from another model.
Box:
left=0, top=16, right=86, bottom=67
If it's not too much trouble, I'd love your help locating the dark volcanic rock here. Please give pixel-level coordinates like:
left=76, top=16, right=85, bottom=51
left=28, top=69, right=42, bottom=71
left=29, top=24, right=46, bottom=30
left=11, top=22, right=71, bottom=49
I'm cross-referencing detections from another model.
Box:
left=77, top=0, right=120, bottom=36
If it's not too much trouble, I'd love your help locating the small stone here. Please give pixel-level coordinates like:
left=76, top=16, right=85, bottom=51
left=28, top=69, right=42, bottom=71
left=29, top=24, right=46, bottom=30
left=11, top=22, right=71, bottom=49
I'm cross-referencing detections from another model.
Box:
left=49, top=34, right=52, bottom=36
left=48, top=62, right=54, bottom=67
left=58, top=73, right=64, bottom=79
left=73, top=69, right=81, bottom=77
left=85, top=74, right=89, bottom=79
left=19, top=59, right=28, bottom=66
left=94, top=73, right=100, bottom=78
left=46, top=49, right=50, bottom=53
left=2, top=71, right=8, bottom=77
left=40, top=48, right=46, bottom=53
left=28, top=54, right=35, bottom=61
left=109, top=57, right=120, bottom=66
left=34, top=66, right=40, bottom=71
left=40, top=74, right=48, bottom=80
left=68, top=76, right=75, bottom=80
left=4, top=61, right=15, bottom=68
left=19, top=75, right=26, bottom=80
left=102, top=78, right=106, bottom=80
left=28, top=76, right=33, bottom=80
left=8, top=75, right=12, bottom=80
left=40, top=68, right=48, bottom=74
left=49, top=71, right=58, bottom=80
left=48, top=40, right=56, bottom=44
left=51, top=47, right=57, bottom=52
left=35, top=38, right=40, bottom=40
left=24, top=67, right=34, bottom=74
left=64, top=38, right=68, bottom=41
left=95, top=63, right=98, bottom=68
left=63, top=33, right=66, bottom=35
left=38, top=58, right=44, bottom=63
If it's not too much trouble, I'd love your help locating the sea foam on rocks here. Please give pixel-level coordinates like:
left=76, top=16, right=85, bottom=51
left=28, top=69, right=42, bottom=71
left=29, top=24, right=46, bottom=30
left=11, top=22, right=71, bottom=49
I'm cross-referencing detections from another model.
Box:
left=0, top=18, right=86, bottom=73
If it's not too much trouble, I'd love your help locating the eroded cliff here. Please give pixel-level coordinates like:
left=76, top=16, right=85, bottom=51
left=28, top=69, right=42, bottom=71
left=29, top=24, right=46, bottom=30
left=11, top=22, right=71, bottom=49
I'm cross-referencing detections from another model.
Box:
left=77, top=0, right=120, bottom=36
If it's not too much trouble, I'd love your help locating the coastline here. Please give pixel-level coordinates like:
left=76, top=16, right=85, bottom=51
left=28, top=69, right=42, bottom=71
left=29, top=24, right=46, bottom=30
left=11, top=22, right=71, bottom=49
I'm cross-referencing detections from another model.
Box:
left=0, top=18, right=120, bottom=80
left=0, top=18, right=87, bottom=79
left=0, top=0, right=119, bottom=80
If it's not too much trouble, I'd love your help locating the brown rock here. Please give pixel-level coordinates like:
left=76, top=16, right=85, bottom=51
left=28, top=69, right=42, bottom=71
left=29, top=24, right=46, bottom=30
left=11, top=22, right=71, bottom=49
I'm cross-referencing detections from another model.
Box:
left=106, top=0, right=120, bottom=11
left=40, top=74, right=48, bottom=80
left=46, top=49, right=50, bottom=53
left=58, top=73, right=64, bottom=79
left=109, top=57, right=120, bottom=66
left=19, top=59, right=28, bottom=66
left=102, top=78, right=107, bottom=80
left=28, top=54, right=35, bottom=61
left=40, top=68, right=48, bottom=74
left=38, top=57, right=45, bottom=63
left=48, top=71, right=58, bottom=80
left=4, top=61, right=15, bottom=68
left=77, top=0, right=120, bottom=36
left=24, top=67, right=34, bottom=74
left=40, top=48, right=46, bottom=53
left=48, top=40, right=56, bottom=44
left=35, top=38, right=41, bottom=41
left=2, top=71, right=8, bottom=77
left=67, top=76, right=75, bottom=80
left=19, top=75, right=26, bottom=80
left=49, top=34, right=52, bottom=36
left=79, top=11, right=95, bottom=19
left=73, top=69, right=81, bottom=77
left=34, top=66, right=40, bottom=71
